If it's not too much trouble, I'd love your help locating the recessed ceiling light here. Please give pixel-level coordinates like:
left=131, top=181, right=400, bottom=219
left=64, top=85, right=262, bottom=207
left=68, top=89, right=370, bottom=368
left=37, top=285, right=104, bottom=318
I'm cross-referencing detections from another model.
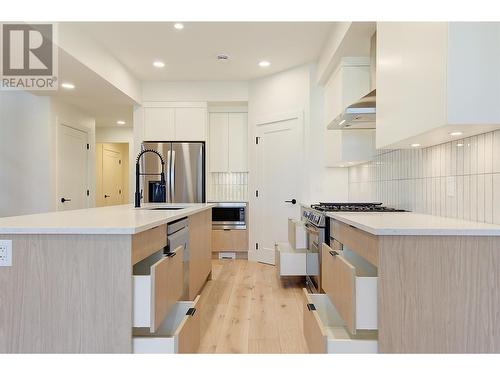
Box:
left=411, top=143, right=421, bottom=148
left=174, top=23, right=184, bottom=30
left=153, top=61, right=165, bottom=68
left=258, top=60, right=271, bottom=67
left=457, top=143, right=464, bottom=147
left=116, top=120, right=126, bottom=125
left=449, top=131, right=463, bottom=136
left=61, top=82, right=75, bottom=90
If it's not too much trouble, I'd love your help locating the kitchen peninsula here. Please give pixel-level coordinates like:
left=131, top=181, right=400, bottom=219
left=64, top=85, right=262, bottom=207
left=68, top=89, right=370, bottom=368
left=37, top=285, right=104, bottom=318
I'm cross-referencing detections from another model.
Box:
left=0, top=203, right=214, bottom=353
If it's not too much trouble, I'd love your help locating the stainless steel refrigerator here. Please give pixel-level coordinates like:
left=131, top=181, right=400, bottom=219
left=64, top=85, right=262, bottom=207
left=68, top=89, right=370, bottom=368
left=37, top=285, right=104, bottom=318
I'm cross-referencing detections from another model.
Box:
left=141, top=142, right=205, bottom=203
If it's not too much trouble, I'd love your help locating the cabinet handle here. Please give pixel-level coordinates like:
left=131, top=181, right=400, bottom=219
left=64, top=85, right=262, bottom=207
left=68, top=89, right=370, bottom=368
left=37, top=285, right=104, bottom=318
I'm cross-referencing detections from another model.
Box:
left=223, top=228, right=231, bottom=231
left=186, top=307, right=196, bottom=316
left=306, top=303, right=316, bottom=311
left=166, top=252, right=177, bottom=258
left=329, top=250, right=339, bottom=257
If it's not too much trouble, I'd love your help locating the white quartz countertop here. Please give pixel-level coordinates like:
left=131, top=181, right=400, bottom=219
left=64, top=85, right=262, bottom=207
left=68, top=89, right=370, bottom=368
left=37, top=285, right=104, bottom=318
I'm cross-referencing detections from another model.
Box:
left=327, top=212, right=500, bottom=236
left=0, top=203, right=215, bottom=235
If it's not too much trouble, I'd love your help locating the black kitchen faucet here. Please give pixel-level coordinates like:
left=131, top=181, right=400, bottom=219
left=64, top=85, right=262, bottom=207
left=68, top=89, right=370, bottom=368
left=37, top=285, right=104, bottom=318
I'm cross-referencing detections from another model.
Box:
left=135, top=149, right=166, bottom=208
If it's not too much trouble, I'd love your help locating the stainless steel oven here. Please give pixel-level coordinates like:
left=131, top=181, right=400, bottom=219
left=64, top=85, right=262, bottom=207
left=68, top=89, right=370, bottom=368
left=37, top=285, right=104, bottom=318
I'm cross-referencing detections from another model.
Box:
left=211, top=202, right=247, bottom=230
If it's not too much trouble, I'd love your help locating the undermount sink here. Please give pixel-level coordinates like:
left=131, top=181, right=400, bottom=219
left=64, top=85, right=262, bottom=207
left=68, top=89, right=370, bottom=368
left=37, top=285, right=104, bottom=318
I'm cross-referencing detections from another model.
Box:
left=148, top=207, right=184, bottom=211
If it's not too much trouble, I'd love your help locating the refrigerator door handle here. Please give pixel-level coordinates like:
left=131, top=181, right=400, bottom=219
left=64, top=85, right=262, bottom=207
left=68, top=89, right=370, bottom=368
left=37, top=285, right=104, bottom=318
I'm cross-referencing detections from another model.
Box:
left=166, top=150, right=171, bottom=203
left=171, top=150, right=176, bottom=202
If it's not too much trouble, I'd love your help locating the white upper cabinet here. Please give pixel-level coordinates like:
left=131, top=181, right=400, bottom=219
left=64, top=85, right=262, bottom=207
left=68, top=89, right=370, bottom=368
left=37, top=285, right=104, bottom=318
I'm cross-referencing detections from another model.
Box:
left=175, top=107, right=206, bottom=141
left=228, top=113, right=248, bottom=172
left=209, top=113, right=229, bottom=172
left=209, top=111, right=248, bottom=173
left=144, top=107, right=175, bottom=141
left=323, top=57, right=375, bottom=167
left=143, top=103, right=207, bottom=142
left=377, top=22, right=500, bottom=149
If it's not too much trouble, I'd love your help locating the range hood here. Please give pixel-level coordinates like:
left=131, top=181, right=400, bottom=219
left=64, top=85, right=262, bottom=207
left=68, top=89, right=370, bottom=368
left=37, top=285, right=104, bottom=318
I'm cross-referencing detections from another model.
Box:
left=329, top=89, right=376, bottom=129
left=329, top=32, right=377, bottom=130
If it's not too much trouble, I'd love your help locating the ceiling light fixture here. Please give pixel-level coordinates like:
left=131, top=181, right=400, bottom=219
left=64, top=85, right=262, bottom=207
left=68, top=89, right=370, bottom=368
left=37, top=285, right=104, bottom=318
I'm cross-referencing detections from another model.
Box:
left=217, top=53, right=230, bottom=61
left=258, top=60, right=271, bottom=67
left=153, top=61, right=165, bottom=68
left=116, top=120, right=126, bottom=125
left=449, top=131, right=463, bottom=136
left=61, top=82, right=75, bottom=90
left=174, top=23, right=184, bottom=30
left=411, top=143, right=421, bottom=148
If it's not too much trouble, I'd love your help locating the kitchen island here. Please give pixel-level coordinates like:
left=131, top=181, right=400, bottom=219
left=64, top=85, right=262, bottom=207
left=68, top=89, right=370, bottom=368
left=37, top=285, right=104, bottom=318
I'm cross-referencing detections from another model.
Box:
left=314, top=212, right=500, bottom=353
left=0, top=203, right=214, bottom=353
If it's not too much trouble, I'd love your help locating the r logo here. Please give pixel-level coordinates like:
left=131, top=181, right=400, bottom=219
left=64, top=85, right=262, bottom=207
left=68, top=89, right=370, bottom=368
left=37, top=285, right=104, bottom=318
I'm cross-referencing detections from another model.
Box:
left=2, top=24, right=53, bottom=76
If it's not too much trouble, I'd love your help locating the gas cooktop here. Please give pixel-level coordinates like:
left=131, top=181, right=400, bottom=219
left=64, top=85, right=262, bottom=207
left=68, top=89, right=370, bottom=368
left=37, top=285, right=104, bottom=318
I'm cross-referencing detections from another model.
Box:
left=310, top=202, right=407, bottom=212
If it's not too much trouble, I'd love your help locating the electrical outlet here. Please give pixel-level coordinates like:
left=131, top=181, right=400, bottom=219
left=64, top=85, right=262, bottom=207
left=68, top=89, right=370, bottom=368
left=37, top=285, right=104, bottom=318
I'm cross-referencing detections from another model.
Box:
left=446, top=176, right=456, bottom=197
left=0, top=240, right=12, bottom=267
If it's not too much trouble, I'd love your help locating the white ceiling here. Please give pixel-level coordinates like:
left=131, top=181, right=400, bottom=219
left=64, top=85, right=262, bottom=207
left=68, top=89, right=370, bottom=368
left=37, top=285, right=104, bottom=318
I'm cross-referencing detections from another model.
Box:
left=37, top=49, right=135, bottom=128
left=73, top=22, right=335, bottom=81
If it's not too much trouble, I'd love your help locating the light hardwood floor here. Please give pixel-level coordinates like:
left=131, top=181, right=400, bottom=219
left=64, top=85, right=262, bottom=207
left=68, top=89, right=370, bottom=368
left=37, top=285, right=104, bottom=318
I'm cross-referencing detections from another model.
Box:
left=197, top=259, right=309, bottom=353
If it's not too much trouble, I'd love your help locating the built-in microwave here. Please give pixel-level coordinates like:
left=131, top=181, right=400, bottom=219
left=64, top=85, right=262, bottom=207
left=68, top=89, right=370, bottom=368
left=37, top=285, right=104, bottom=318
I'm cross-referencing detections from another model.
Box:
left=211, top=202, right=247, bottom=230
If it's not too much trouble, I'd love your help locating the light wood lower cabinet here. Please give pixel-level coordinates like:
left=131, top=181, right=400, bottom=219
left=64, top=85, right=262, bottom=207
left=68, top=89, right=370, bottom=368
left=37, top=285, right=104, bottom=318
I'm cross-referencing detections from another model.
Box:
left=212, top=228, right=248, bottom=252
left=330, top=220, right=378, bottom=266
left=133, top=246, right=183, bottom=332
left=188, top=209, right=212, bottom=300
left=321, top=243, right=378, bottom=334
left=302, top=289, right=378, bottom=353
left=133, top=296, right=201, bottom=353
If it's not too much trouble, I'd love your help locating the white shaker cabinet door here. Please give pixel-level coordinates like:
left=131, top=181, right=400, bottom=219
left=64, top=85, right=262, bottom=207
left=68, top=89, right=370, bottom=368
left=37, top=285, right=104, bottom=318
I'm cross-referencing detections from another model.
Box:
left=228, top=112, right=248, bottom=172
left=144, top=107, right=175, bottom=141
left=175, top=107, right=207, bottom=141
left=209, top=112, right=229, bottom=172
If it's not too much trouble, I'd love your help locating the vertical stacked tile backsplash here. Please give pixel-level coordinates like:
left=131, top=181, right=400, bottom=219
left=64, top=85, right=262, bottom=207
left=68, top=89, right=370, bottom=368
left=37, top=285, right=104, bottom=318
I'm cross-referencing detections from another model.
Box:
left=208, top=172, right=249, bottom=201
left=348, top=131, right=500, bottom=224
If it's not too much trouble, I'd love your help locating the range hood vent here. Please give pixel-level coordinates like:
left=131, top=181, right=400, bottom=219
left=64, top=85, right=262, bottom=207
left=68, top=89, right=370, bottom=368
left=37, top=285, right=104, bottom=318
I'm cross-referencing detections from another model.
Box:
left=329, top=89, right=376, bottom=129
left=329, top=32, right=377, bottom=130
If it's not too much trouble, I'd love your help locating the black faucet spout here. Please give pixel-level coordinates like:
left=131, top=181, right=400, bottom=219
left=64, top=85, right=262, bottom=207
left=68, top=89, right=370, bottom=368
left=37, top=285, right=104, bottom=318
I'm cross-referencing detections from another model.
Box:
left=135, top=149, right=166, bottom=208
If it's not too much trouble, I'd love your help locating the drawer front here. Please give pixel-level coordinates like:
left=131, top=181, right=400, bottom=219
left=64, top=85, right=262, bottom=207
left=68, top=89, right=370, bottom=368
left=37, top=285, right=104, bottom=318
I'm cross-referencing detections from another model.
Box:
left=321, top=244, right=378, bottom=334
left=132, top=224, right=167, bottom=265
left=302, top=290, right=327, bottom=353
left=133, top=246, right=184, bottom=332
left=133, top=296, right=200, bottom=354
left=302, top=289, right=378, bottom=354
left=175, top=296, right=201, bottom=353
left=330, top=220, right=378, bottom=266
left=212, top=229, right=248, bottom=251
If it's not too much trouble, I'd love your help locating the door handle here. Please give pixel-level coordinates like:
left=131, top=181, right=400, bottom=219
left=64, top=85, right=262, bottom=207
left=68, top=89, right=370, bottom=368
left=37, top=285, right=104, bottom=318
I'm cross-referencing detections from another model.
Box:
left=285, top=199, right=297, bottom=204
left=104, top=195, right=110, bottom=198
left=60, top=198, right=71, bottom=203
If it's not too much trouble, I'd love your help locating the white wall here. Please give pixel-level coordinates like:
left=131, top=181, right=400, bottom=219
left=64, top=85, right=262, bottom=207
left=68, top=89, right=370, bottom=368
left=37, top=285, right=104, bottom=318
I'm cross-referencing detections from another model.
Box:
left=0, top=93, right=95, bottom=217
left=0, top=91, right=51, bottom=217
left=142, top=81, right=248, bottom=102
left=247, top=64, right=348, bottom=258
left=96, top=126, right=134, bottom=203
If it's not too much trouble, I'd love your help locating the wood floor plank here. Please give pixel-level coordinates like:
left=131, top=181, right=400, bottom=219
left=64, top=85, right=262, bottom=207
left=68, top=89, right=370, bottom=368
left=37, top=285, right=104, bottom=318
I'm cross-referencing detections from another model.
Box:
left=197, top=259, right=308, bottom=353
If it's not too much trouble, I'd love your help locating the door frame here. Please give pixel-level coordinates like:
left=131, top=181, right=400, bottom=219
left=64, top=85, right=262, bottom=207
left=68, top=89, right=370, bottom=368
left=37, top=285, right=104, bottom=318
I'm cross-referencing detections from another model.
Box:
left=248, top=110, right=304, bottom=264
left=56, top=121, right=90, bottom=211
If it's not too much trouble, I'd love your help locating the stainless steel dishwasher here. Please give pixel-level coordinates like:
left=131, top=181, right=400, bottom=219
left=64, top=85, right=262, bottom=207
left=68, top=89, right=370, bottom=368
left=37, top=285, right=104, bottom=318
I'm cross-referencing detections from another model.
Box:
left=167, top=217, right=189, bottom=299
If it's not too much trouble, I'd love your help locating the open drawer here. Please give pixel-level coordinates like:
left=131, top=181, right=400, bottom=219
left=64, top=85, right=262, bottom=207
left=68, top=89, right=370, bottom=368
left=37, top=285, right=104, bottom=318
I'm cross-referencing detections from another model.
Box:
left=302, top=289, right=377, bottom=353
left=321, top=243, right=377, bottom=334
left=133, top=246, right=183, bottom=332
left=133, top=296, right=200, bottom=353
left=275, top=242, right=318, bottom=276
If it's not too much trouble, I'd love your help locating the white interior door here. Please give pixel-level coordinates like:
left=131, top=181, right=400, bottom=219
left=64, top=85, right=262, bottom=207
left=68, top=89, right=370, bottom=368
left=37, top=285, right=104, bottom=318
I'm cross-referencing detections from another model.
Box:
left=255, top=115, right=302, bottom=265
left=57, top=124, right=88, bottom=211
left=102, top=147, right=123, bottom=206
